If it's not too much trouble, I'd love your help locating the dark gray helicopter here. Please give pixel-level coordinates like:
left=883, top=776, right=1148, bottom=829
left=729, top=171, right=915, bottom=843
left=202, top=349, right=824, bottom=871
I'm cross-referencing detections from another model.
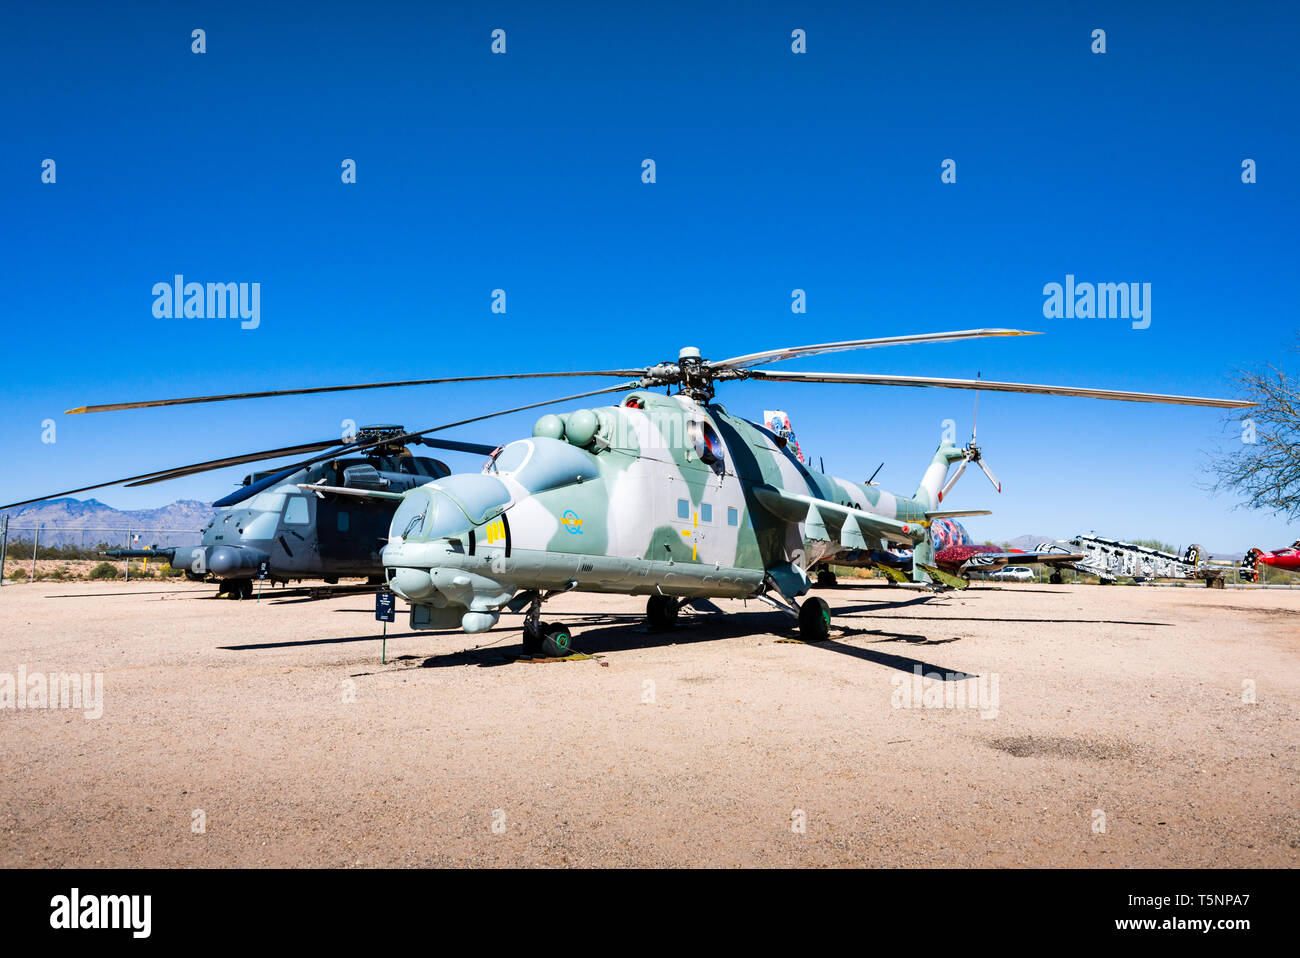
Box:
left=1, top=425, right=496, bottom=598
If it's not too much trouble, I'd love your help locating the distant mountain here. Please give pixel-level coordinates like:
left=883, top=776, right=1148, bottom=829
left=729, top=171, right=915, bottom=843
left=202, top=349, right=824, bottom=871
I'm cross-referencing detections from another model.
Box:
left=0, top=498, right=212, bottom=548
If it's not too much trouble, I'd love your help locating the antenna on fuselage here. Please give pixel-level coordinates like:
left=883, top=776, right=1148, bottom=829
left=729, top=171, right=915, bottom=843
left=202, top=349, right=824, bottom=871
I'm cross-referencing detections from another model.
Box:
left=866, top=462, right=884, bottom=485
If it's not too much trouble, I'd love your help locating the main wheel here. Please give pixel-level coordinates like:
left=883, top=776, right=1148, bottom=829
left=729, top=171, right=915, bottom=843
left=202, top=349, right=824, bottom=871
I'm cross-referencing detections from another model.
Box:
left=522, top=622, right=544, bottom=655
left=646, top=595, right=679, bottom=630
left=541, top=623, right=573, bottom=658
left=1049, top=571, right=1063, bottom=585
left=816, top=569, right=837, bottom=588
left=798, top=596, right=831, bottom=642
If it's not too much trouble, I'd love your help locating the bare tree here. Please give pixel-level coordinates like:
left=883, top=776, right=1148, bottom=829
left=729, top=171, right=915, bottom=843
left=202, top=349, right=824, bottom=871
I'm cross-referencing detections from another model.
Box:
left=1207, top=348, right=1300, bottom=519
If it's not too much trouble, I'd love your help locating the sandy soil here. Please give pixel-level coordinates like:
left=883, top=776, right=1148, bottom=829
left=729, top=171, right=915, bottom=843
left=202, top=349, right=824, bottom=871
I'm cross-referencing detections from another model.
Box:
left=0, top=579, right=1296, bottom=867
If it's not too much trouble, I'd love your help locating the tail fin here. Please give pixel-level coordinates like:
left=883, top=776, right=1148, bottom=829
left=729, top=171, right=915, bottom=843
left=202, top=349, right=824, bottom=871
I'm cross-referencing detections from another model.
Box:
left=914, top=441, right=966, bottom=510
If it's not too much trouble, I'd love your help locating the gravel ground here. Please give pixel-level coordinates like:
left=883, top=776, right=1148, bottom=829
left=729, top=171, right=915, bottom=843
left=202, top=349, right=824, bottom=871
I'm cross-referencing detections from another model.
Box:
left=0, top=579, right=1296, bottom=867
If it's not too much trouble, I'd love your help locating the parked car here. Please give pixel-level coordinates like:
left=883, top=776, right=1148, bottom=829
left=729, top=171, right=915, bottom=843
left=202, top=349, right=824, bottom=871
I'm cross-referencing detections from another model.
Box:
left=990, top=565, right=1035, bottom=582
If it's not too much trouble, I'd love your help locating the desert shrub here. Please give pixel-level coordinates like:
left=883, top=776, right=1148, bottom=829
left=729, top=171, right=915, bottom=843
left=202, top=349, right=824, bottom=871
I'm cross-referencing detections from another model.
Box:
left=88, top=562, right=120, bottom=580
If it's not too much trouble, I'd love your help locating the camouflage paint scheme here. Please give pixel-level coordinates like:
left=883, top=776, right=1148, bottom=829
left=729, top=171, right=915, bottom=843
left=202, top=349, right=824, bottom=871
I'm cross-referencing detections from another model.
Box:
left=383, top=389, right=966, bottom=634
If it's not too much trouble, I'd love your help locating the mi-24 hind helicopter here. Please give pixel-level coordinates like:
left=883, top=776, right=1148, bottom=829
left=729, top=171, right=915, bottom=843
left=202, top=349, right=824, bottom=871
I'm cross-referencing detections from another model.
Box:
left=52, top=328, right=1249, bottom=652
left=0, top=425, right=497, bottom=598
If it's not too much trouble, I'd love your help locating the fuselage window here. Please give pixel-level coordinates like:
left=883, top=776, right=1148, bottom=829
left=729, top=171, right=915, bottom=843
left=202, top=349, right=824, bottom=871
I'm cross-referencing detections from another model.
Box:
left=677, top=498, right=690, bottom=520
left=701, top=503, right=713, bottom=523
left=727, top=507, right=739, bottom=527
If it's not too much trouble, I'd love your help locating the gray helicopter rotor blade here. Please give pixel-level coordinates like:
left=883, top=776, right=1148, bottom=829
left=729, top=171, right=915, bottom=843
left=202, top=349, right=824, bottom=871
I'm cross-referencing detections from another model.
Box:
left=124, top=439, right=351, bottom=486
left=745, top=370, right=1254, bottom=408
left=66, top=370, right=648, bottom=415
left=0, top=438, right=347, bottom=509
left=6, top=380, right=638, bottom=511
left=711, top=329, right=1038, bottom=371
left=126, top=435, right=502, bottom=488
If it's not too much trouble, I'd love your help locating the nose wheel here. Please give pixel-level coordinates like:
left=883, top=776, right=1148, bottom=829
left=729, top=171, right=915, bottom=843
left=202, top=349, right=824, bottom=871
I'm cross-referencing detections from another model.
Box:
left=217, top=579, right=254, bottom=600
left=520, top=591, right=575, bottom=657
left=523, top=620, right=573, bottom=657
left=798, top=596, right=832, bottom=641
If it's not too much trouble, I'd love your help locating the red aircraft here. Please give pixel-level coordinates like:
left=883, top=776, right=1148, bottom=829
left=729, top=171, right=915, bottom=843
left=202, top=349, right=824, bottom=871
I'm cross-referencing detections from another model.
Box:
left=1243, top=541, right=1300, bottom=581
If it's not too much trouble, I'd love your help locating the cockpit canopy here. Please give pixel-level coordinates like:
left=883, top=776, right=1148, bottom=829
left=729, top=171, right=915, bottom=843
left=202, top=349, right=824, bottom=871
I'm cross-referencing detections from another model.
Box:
left=485, top=437, right=598, bottom=493
left=389, top=474, right=511, bottom=542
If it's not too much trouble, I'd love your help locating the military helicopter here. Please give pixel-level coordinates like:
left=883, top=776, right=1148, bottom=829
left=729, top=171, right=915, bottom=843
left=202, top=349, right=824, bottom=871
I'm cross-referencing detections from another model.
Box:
left=0, top=425, right=495, bottom=598
left=47, top=328, right=1249, bottom=649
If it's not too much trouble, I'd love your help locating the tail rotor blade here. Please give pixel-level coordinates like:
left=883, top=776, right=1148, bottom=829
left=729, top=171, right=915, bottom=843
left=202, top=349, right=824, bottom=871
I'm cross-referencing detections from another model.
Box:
left=977, top=458, right=1002, bottom=493
left=939, top=460, right=968, bottom=502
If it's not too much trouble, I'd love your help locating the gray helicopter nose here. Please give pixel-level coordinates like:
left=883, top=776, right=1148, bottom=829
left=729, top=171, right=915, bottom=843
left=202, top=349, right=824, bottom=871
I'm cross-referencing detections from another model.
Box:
left=208, top=545, right=267, bottom=577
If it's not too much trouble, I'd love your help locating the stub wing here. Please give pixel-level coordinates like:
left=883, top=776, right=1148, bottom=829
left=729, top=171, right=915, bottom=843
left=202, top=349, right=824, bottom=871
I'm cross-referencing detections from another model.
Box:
left=752, top=485, right=925, bottom=548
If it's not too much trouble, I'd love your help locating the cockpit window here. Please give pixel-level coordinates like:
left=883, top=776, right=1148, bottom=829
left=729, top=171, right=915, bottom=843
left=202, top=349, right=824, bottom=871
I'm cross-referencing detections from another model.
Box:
left=283, top=496, right=309, bottom=525
left=248, top=492, right=286, bottom=513
left=429, top=475, right=510, bottom=525
left=389, top=475, right=512, bottom=543
left=487, top=440, right=532, bottom=475
left=391, top=494, right=430, bottom=540
left=486, top=437, right=596, bottom=494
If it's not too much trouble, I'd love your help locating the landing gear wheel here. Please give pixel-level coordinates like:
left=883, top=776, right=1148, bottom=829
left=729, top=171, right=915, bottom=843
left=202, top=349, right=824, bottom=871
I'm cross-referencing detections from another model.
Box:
left=541, top=623, right=573, bottom=658
left=1049, top=571, right=1063, bottom=585
left=816, top=569, right=837, bottom=588
left=798, top=596, right=832, bottom=642
left=522, top=622, right=544, bottom=655
left=646, top=595, right=679, bottom=630
left=239, top=579, right=254, bottom=599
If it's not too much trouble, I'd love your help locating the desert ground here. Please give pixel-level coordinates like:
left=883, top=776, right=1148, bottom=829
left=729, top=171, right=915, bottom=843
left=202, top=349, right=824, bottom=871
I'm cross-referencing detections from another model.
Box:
left=0, top=578, right=1296, bottom=867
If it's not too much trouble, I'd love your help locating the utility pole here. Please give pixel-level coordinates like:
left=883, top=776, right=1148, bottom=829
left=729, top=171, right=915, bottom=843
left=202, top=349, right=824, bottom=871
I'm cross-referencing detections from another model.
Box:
left=30, top=523, right=41, bottom=582
left=0, top=515, right=8, bottom=586
left=124, top=528, right=131, bottom=582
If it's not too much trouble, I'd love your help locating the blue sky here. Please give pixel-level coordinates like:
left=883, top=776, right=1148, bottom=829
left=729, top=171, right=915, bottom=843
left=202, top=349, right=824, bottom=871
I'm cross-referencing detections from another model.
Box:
left=2, top=1, right=1296, bottom=552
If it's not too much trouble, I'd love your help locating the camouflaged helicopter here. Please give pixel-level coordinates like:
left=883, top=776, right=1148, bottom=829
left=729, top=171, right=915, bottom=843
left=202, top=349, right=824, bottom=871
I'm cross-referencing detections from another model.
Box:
left=50, top=329, right=1249, bottom=652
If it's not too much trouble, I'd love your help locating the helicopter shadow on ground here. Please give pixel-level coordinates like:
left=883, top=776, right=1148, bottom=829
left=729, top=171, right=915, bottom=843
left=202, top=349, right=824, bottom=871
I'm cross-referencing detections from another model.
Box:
left=829, top=590, right=1173, bottom=627
left=412, top=607, right=977, bottom=678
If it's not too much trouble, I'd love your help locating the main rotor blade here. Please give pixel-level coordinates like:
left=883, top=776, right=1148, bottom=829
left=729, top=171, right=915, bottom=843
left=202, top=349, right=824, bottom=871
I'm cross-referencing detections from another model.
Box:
left=712, top=329, right=1037, bottom=371
left=123, top=434, right=502, bottom=487
left=0, top=438, right=345, bottom=509
left=745, top=370, right=1254, bottom=408
left=4, top=382, right=638, bottom=512
left=66, top=370, right=647, bottom=415
left=124, top=439, right=348, bottom=486
left=211, top=381, right=643, bottom=507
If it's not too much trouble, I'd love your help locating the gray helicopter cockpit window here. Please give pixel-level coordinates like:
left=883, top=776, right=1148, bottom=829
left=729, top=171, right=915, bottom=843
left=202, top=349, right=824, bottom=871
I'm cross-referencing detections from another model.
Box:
left=399, top=456, right=446, bottom=477
left=247, top=492, right=286, bottom=513
left=283, top=496, right=309, bottom=524
left=486, top=438, right=597, bottom=494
